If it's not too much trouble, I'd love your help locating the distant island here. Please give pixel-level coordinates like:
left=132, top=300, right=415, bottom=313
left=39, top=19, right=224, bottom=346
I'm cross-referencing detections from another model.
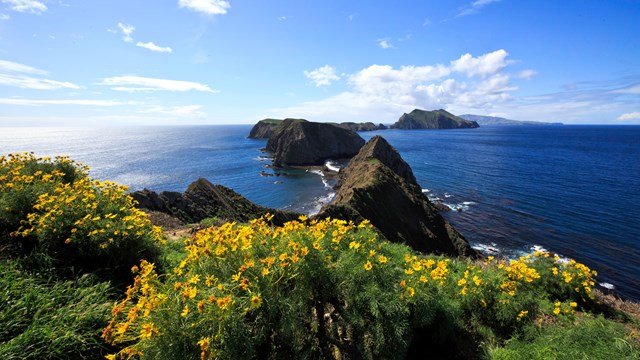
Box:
left=248, top=118, right=385, bottom=139
left=459, top=114, right=563, bottom=126
left=390, top=109, right=480, bottom=129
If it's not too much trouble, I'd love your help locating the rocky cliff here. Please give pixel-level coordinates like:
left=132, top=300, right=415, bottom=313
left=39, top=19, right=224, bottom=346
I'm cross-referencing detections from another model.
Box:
left=336, top=122, right=387, bottom=132
left=315, top=136, right=475, bottom=257
left=266, top=119, right=365, bottom=167
left=132, top=178, right=300, bottom=226
left=391, top=109, right=479, bottom=129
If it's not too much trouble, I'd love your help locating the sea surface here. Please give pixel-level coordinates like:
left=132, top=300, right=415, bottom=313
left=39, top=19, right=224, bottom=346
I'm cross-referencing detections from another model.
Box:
left=1, top=125, right=639, bottom=301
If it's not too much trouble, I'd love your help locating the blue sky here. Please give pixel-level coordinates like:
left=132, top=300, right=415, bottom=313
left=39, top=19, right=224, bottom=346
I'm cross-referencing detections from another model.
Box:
left=0, top=0, right=639, bottom=125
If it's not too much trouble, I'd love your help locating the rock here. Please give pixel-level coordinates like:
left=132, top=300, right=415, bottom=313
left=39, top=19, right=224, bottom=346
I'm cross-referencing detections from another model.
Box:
left=391, top=109, right=479, bottom=129
left=315, top=136, right=475, bottom=257
left=131, top=178, right=300, bottom=226
left=266, top=119, right=365, bottom=167
left=248, top=119, right=285, bottom=139
left=336, top=122, right=387, bottom=132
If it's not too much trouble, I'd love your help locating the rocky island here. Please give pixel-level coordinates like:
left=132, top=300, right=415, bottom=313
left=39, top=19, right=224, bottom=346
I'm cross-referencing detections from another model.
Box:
left=265, top=119, right=365, bottom=167
left=317, top=136, right=475, bottom=256
left=391, top=109, right=480, bottom=129
left=248, top=118, right=386, bottom=139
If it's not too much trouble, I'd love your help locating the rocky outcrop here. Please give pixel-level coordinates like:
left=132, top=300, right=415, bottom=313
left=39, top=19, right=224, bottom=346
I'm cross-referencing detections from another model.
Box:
left=315, top=136, right=475, bottom=257
left=266, top=119, right=365, bottom=167
left=391, top=109, right=479, bottom=129
left=337, top=122, right=387, bottom=132
left=132, top=178, right=300, bottom=226
left=248, top=119, right=283, bottom=139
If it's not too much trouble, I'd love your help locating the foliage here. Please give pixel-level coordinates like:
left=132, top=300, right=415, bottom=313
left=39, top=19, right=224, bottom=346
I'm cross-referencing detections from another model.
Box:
left=488, top=315, right=640, bottom=359
left=0, top=259, right=113, bottom=360
left=1, top=152, right=163, bottom=282
left=103, top=215, right=622, bottom=360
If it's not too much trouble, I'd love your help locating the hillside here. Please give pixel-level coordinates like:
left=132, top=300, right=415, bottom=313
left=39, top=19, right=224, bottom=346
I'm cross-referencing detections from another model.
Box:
left=459, top=114, right=563, bottom=126
left=391, top=109, right=480, bottom=129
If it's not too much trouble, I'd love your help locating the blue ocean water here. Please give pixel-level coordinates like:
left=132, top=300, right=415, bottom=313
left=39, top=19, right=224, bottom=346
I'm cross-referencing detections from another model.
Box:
left=1, top=125, right=639, bottom=301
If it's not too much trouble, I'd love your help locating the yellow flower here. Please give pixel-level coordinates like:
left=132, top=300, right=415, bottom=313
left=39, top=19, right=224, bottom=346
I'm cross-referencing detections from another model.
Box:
left=364, top=261, right=373, bottom=271
left=348, top=241, right=361, bottom=249
left=553, top=307, right=561, bottom=315
left=369, top=250, right=376, bottom=257
left=458, top=278, right=467, bottom=287
left=181, top=305, right=189, bottom=317
left=406, top=287, right=415, bottom=297
left=378, top=255, right=388, bottom=264
left=517, top=310, right=529, bottom=321
left=569, top=301, right=577, bottom=308
left=251, top=295, right=262, bottom=309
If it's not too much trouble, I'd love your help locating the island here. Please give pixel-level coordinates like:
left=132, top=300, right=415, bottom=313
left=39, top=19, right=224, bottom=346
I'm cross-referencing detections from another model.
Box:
left=391, top=109, right=480, bottom=129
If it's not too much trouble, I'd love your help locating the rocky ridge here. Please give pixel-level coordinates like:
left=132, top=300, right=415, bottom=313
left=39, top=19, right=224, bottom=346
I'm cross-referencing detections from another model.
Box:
left=316, top=135, right=475, bottom=257
left=132, top=178, right=300, bottom=226
left=391, top=109, right=479, bottom=129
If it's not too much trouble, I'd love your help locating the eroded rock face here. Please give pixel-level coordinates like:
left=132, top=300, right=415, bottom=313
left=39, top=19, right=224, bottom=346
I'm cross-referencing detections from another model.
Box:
left=391, top=109, right=480, bottom=129
left=336, top=122, right=387, bottom=132
left=265, top=119, right=365, bottom=167
left=316, top=136, right=475, bottom=257
left=131, top=178, right=300, bottom=226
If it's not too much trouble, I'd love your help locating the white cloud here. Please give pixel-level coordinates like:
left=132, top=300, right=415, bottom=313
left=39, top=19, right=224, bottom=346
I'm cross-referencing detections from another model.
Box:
left=0, top=60, right=81, bottom=90
left=117, top=22, right=135, bottom=43
left=617, top=112, right=640, bottom=121
left=0, top=98, right=124, bottom=106
left=178, top=0, right=230, bottom=15
left=136, top=41, right=173, bottom=53
left=457, top=0, right=501, bottom=17
left=0, top=59, right=47, bottom=75
left=0, top=74, right=81, bottom=90
left=269, top=50, right=523, bottom=122
left=278, top=16, right=286, bottom=21
left=377, top=38, right=393, bottom=49
left=450, top=49, right=510, bottom=77
left=141, top=105, right=206, bottom=118
left=304, top=65, right=340, bottom=87
left=612, top=84, right=640, bottom=94
left=102, top=75, right=217, bottom=92
left=516, top=69, right=537, bottom=80
left=0, top=12, right=9, bottom=20
left=1, top=0, right=46, bottom=14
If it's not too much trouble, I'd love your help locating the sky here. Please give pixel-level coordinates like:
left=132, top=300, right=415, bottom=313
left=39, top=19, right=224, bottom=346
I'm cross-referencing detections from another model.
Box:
left=0, top=0, right=639, bottom=126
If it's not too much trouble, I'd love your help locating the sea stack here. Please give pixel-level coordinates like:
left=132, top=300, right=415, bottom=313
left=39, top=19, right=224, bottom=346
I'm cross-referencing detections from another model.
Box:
left=265, top=119, right=365, bottom=167
left=315, top=136, right=475, bottom=257
left=391, top=109, right=479, bottom=129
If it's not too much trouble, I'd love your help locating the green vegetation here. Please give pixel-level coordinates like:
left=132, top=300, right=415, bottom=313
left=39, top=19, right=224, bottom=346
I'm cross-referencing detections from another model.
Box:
left=1, top=153, right=638, bottom=359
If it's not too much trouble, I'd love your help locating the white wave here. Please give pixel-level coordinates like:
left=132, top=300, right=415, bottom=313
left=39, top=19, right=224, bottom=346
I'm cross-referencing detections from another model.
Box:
left=599, top=282, right=615, bottom=290
left=443, top=201, right=476, bottom=212
left=472, top=242, right=501, bottom=255
left=309, top=169, right=324, bottom=177
left=308, top=192, right=336, bottom=216
left=444, top=193, right=453, bottom=198
left=421, top=188, right=430, bottom=193
left=325, top=160, right=341, bottom=172
left=321, top=178, right=330, bottom=188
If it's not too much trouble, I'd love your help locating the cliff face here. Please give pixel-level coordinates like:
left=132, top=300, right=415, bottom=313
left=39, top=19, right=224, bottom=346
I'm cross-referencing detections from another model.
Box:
left=248, top=119, right=283, bottom=139
left=266, top=119, right=365, bottom=167
left=132, top=178, right=300, bottom=226
left=391, top=109, right=479, bottom=129
left=316, top=136, right=475, bottom=257
left=337, top=122, right=387, bottom=132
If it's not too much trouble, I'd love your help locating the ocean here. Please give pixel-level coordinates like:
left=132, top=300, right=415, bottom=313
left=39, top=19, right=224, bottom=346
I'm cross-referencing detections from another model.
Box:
left=1, top=125, right=639, bottom=301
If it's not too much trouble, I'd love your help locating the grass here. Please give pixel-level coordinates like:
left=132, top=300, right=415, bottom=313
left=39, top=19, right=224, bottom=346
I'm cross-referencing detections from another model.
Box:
left=0, top=260, right=113, bottom=359
left=488, top=314, right=640, bottom=359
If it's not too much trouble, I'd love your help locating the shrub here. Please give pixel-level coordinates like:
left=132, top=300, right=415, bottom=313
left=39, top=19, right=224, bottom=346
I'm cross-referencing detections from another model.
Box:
left=1, top=153, right=163, bottom=283
left=103, top=216, right=606, bottom=359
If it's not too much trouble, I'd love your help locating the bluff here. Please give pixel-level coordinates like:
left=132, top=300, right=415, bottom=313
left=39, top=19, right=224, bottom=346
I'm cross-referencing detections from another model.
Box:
left=131, top=178, right=300, bottom=226
left=459, top=114, right=563, bottom=126
left=315, top=136, right=475, bottom=257
left=336, top=122, right=387, bottom=132
left=391, top=109, right=479, bottom=129
left=266, top=119, right=365, bottom=167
